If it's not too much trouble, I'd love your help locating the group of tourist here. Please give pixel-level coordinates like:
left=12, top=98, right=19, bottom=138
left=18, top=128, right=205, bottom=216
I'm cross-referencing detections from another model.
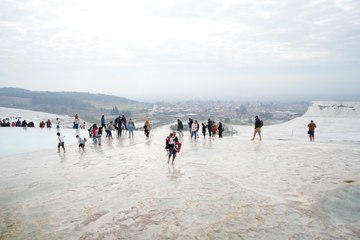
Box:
left=0, top=118, right=36, bottom=127
left=56, top=114, right=317, bottom=163
left=79, top=115, right=151, bottom=149
left=0, top=115, right=86, bottom=129
left=92, top=115, right=139, bottom=140
left=55, top=114, right=148, bottom=153
left=176, top=118, right=225, bottom=141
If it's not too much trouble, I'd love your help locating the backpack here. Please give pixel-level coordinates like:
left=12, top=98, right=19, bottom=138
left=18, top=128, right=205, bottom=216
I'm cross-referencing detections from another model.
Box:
left=259, top=120, right=263, bottom=128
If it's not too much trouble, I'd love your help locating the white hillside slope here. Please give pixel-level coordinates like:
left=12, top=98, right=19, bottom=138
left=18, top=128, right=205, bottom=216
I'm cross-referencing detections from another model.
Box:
left=0, top=102, right=359, bottom=239
left=304, top=101, right=360, bottom=118
left=257, top=101, right=360, bottom=143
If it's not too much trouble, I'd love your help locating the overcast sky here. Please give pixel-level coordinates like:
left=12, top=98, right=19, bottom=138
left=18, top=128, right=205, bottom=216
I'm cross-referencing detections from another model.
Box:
left=0, top=0, right=359, bottom=102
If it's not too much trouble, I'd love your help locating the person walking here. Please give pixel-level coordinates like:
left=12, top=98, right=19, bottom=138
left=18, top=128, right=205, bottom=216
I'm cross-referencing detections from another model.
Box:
left=144, top=119, right=151, bottom=138
left=57, top=132, right=65, bottom=153
left=211, top=121, right=218, bottom=138
left=191, top=120, right=199, bottom=140
left=127, top=118, right=135, bottom=139
left=92, top=124, right=98, bottom=144
left=218, top=122, right=224, bottom=138
left=165, top=132, right=179, bottom=164
left=76, top=135, right=86, bottom=152
left=177, top=119, right=184, bottom=137
left=101, top=115, right=106, bottom=128
left=121, top=115, right=127, bottom=131
left=207, top=118, right=212, bottom=137
left=188, top=118, right=193, bottom=135
left=106, top=121, right=114, bottom=140
left=201, top=123, right=207, bottom=139
left=307, top=120, right=317, bottom=142
left=196, top=120, right=200, bottom=138
left=115, top=116, right=123, bottom=137
left=97, top=126, right=103, bottom=145
left=251, top=116, right=263, bottom=141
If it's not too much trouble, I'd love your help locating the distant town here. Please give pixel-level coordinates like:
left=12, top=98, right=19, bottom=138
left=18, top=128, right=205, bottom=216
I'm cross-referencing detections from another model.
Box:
left=133, top=100, right=310, bottom=127
left=0, top=88, right=311, bottom=129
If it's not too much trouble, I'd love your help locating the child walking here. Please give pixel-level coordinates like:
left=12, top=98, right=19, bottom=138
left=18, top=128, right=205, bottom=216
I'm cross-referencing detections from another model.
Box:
left=76, top=135, right=87, bottom=152
left=57, top=132, right=65, bottom=153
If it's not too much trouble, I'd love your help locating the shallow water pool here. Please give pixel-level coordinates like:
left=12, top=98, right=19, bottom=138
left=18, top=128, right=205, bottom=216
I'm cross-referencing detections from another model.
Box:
left=0, top=127, right=88, bottom=157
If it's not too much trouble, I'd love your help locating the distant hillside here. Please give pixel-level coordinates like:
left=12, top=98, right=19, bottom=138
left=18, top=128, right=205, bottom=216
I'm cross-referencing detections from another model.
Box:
left=0, top=87, right=138, bottom=115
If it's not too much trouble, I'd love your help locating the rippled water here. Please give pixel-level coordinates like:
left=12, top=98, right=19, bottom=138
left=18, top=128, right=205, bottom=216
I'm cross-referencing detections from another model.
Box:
left=322, top=185, right=360, bottom=225
left=0, top=125, right=359, bottom=239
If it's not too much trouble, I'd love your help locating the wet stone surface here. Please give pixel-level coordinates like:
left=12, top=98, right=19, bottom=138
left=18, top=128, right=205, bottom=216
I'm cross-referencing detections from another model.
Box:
left=0, top=125, right=360, bottom=239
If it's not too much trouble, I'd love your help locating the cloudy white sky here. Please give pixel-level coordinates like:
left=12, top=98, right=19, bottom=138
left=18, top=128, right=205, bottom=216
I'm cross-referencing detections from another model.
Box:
left=0, top=0, right=359, bottom=101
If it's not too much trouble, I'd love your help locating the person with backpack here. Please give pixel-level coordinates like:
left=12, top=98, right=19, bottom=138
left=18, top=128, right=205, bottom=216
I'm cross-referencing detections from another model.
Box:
left=251, top=115, right=263, bottom=141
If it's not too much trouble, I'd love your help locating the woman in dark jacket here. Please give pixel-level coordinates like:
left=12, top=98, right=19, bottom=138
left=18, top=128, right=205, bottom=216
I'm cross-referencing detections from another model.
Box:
left=218, top=122, right=224, bottom=138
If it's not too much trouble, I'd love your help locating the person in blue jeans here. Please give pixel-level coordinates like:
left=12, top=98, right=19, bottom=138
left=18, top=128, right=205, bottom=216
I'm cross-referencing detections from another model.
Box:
left=191, top=120, right=199, bottom=140
left=127, top=118, right=136, bottom=139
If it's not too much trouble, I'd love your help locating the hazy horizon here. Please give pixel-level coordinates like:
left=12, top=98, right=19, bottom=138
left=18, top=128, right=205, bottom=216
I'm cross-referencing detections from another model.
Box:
left=1, top=0, right=359, bottom=102
left=1, top=86, right=358, bottom=104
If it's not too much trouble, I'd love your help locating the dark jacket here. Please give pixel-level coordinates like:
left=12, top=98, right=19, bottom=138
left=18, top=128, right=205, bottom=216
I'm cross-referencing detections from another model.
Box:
left=177, top=121, right=183, bottom=131
left=255, top=119, right=262, bottom=129
left=207, top=119, right=212, bottom=130
left=202, top=124, right=207, bottom=134
left=218, top=123, right=224, bottom=132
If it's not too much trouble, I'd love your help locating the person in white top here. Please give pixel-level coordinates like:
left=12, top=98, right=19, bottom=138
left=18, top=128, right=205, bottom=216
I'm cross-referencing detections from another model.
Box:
left=57, top=132, right=65, bottom=153
left=76, top=135, right=86, bottom=152
left=191, top=120, right=199, bottom=140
